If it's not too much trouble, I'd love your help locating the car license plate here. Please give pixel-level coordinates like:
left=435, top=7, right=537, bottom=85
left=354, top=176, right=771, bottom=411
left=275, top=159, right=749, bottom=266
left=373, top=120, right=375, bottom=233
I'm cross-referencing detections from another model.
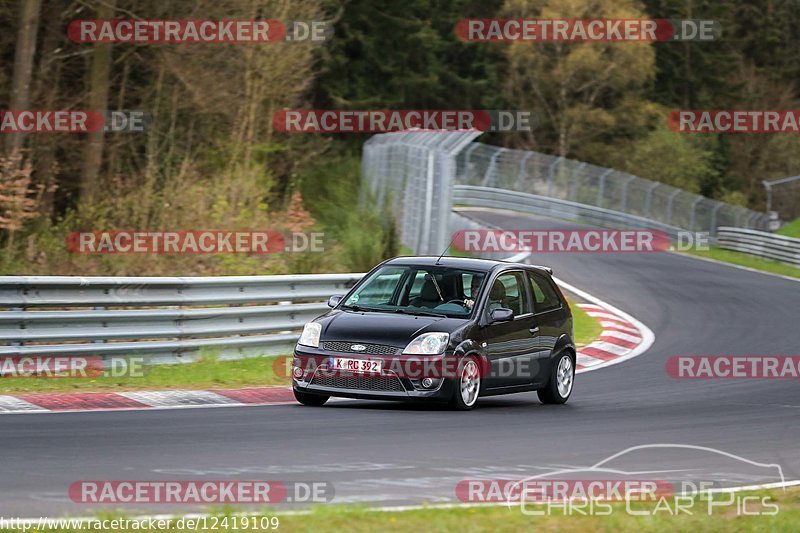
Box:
left=330, top=357, right=382, bottom=373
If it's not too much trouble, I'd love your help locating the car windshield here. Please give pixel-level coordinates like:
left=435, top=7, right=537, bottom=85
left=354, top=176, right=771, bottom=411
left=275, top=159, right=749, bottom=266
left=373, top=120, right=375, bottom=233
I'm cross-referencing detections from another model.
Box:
left=341, top=265, right=487, bottom=318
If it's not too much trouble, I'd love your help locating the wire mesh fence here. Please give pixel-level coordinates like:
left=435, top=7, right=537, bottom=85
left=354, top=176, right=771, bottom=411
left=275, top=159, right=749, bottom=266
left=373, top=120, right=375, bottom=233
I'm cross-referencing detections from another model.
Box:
left=362, top=131, right=481, bottom=255
left=764, top=176, right=800, bottom=221
left=455, top=143, right=770, bottom=235
left=362, top=131, right=770, bottom=255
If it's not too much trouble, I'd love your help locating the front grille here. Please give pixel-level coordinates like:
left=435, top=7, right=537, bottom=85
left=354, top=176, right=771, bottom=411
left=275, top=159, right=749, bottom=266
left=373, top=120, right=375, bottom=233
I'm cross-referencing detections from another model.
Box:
left=323, top=341, right=399, bottom=355
left=311, top=373, right=406, bottom=392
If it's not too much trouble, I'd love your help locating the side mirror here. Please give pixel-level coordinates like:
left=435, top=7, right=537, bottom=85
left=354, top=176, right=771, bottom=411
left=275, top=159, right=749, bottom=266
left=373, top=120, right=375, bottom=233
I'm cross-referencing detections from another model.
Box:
left=489, top=307, right=514, bottom=323
left=328, top=295, right=343, bottom=308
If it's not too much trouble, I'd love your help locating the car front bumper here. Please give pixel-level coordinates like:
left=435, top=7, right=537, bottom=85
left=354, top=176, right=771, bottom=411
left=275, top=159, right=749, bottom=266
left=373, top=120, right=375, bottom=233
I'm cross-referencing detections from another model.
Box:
left=292, top=347, right=456, bottom=402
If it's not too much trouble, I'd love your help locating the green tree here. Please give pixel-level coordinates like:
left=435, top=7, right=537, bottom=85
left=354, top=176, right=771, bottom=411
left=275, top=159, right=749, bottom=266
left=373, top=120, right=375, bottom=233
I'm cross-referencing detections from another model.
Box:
left=617, top=121, right=716, bottom=193
left=312, top=0, right=504, bottom=111
left=642, top=0, right=740, bottom=108
left=501, top=0, right=657, bottom=159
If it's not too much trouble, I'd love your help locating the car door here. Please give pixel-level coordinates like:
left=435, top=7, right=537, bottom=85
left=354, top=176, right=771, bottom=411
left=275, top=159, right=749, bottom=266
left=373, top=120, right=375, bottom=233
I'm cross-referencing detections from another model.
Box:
left=527, top=271, right=566, bottom=385
left=480, top=271, right=539, bottom=389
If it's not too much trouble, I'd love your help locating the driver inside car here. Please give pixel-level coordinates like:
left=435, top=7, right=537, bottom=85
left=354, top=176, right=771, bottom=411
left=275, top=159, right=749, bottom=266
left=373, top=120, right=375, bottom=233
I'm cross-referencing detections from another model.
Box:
left=464, top=274, right=484, bottom=309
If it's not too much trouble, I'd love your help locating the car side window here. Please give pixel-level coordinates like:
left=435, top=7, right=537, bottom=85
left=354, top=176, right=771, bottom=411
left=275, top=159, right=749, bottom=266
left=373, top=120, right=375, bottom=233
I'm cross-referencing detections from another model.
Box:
left=528, top=272, right=562, bottom=313
left=489, top=272, right=531, bottom=316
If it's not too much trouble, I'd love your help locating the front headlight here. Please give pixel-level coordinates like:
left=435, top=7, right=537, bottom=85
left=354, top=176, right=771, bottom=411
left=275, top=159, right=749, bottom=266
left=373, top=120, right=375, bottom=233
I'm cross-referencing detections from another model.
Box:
left=298, top=322, right=322, bottom=348
left=403, top=332, right=449, bottom=355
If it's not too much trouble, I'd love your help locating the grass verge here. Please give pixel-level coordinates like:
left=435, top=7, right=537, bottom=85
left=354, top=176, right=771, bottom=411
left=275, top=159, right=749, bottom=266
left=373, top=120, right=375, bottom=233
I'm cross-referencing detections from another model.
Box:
left=277, top=487, right=800, bottom=532
left=679, top=246, right=800, bottom=279
left=569, top=297, right=603, bottom=347
left=3, top=487, right=797, bottom=532
left=0, top=355, right=288, bottom=395
left=777, top=218, right=800, bottom=238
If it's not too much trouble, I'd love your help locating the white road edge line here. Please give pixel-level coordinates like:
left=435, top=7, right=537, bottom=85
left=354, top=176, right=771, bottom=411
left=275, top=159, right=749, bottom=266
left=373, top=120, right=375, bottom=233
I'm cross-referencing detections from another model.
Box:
left=555, top=276, right=655, bottom=374
left=669, top=250, right=800, bottom=283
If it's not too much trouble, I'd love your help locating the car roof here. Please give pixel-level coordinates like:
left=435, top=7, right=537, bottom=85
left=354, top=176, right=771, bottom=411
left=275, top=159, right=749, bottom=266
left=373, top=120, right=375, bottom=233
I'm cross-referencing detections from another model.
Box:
left=382, top=256, right=553, bottom=275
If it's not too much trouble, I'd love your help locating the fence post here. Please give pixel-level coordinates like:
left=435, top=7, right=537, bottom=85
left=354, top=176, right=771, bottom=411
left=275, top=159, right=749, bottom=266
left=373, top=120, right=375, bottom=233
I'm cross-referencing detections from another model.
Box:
left=619, top=175, right=636, bottom=213
left=710, top=203, right=723, bottom=236
left=644, top=182, right=659, bottom=218
left=666, top=190, right=681, bottom=225
left=482, top=147, right=506, bottom=187
left=688, top=197, right=703, bottom=231
left=570, top=163, right=586, bottom=202
left=461, top=143, right=480, bottom=183
left=596, top=169, right=612, bottom=208
left=516, top=151, right=533, bottom=190
left=419, top=149, right=436, bottom=254
left=547, top=157, right=563, bottom=197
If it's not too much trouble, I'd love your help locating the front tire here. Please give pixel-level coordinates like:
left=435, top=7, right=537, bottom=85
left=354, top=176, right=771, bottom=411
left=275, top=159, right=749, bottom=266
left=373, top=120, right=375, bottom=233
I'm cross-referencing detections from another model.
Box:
left=537, top=352, right=574, bottom=405
left=450, top=356, right=481, bottom=411
left=293, top=388, right=329, bottom=406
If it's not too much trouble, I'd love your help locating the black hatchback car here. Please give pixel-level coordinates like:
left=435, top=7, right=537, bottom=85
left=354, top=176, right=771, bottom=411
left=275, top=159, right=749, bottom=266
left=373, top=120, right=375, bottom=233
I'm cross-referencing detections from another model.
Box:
left=292, top=257, right=575, bottom=410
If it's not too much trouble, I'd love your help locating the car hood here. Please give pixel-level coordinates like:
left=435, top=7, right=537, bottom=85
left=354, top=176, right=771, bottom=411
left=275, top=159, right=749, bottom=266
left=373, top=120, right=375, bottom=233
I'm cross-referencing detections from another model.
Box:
left=318, top=310, right=466, bottom=347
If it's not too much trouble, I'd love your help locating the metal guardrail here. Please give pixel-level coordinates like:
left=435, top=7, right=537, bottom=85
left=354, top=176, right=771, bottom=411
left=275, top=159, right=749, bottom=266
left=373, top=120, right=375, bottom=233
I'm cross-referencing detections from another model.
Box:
left=0, top=274, right=362, bottom=361
left=716, top=227, right=800, bottom=267
left=453, top=185, right=688, bottom=239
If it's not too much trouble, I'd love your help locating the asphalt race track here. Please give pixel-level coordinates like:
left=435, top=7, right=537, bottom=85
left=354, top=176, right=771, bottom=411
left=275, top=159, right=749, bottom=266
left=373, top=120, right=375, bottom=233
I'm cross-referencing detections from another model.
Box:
left=1, top=209, right=798, bottom=517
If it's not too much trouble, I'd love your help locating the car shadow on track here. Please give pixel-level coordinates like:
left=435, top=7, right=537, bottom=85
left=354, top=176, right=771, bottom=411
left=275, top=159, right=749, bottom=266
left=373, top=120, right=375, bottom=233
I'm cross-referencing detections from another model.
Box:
left=314, top=394, right=576, bottom=412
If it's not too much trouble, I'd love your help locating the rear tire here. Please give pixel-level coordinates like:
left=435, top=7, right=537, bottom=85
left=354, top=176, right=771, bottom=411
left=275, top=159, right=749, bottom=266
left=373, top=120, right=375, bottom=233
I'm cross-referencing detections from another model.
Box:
left=293, top=389, right=329, bottom=406
left=450, top=356, right=481, bottom=411
left=537, top=352, right=574, bottom=405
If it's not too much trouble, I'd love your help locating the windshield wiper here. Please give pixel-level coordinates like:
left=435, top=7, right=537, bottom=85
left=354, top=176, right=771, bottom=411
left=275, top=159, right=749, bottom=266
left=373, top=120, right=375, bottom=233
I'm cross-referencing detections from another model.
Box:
left=394, top=308, right=447, bottom=318
left=341, top=304, right=393, bottom=313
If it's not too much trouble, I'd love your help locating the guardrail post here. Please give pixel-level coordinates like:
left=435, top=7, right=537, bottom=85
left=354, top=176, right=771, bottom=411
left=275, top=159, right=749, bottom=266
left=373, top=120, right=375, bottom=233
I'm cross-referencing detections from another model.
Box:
left=11, top=307, right=23, bottom=347
left=92, top=306, right=107, bottom=343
